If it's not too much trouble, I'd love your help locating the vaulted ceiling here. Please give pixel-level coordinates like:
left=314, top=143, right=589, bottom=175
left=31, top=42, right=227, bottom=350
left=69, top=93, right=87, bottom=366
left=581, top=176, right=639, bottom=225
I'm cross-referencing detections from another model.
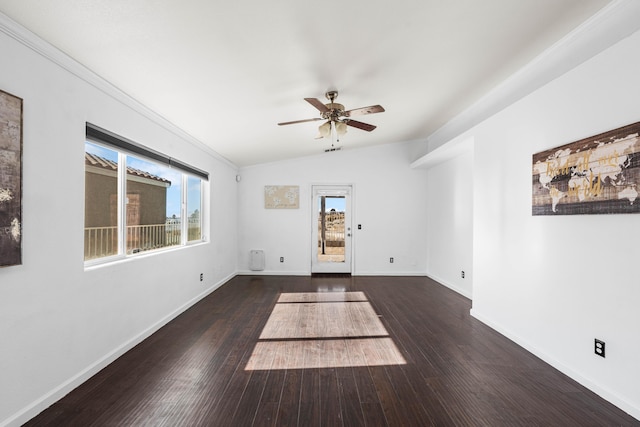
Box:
left=0, top=0, right=610, bottom=166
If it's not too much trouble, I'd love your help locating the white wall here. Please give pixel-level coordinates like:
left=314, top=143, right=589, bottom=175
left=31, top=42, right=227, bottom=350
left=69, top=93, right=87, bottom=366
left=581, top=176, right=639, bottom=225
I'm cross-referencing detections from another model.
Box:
left=4, top=3, right=638, bottom=425
left=462, top=28, right=640, bottom=418
left=424, top=144, right=474, bottom=298
left=0, top=22, right=238, bottom=426
left=237, top=141, right=428, bottom=276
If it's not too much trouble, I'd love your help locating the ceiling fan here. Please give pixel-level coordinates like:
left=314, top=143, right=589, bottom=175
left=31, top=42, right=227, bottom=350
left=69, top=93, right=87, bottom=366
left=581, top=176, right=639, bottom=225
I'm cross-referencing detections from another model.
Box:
left=278, top=91, right=385, bottom=139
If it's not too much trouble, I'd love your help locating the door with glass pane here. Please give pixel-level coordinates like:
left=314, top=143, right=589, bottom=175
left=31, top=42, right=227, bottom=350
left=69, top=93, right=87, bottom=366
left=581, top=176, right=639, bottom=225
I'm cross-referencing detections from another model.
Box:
left=311, top=185, right=352, bottom=273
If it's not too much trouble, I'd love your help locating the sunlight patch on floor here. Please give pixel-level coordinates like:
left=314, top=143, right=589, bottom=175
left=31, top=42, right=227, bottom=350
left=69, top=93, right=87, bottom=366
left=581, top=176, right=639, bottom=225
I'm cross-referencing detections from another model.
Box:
left=245, top=291, right=406, bottom=370
left=277, top=291, right=367, bottom=303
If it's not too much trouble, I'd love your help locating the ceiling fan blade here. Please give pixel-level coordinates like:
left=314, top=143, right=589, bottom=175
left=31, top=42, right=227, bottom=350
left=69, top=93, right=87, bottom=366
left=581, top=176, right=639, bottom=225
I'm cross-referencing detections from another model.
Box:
left=346, top=119, right=376, bottom=132
left=344, top=105, right=385, bottom=117
left=305, top=98, right=329, bottom=113
left=278, top=117, right=323, bottom=126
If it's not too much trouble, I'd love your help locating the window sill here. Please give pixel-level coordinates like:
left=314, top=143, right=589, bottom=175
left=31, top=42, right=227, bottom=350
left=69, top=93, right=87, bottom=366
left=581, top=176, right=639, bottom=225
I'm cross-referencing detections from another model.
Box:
left=84, top=239, right=209, bottom=271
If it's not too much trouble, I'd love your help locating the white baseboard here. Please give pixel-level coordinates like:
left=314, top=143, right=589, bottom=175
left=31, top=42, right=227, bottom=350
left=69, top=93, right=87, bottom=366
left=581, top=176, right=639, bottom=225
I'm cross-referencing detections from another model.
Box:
left=426, top=273, right=472, bottom=299
left=2, top=272, right=235, bottom=427
left=353, top=271, right=427, bottom=277
left=470, top=308, right=640, bottom=422
left=238, top=270, right=430, bottom=277
left=237, top=270, right=310, bottom=276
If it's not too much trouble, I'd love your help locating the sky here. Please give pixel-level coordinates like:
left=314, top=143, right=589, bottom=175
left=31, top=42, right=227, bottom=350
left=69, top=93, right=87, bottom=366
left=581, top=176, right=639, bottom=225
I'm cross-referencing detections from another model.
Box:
left=319, top=196, right=345, bottom=212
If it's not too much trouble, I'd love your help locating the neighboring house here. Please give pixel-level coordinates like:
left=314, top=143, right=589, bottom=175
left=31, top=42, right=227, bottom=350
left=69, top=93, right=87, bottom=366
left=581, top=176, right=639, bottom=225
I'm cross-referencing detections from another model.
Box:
left=84, top=152, right=171, bottom=257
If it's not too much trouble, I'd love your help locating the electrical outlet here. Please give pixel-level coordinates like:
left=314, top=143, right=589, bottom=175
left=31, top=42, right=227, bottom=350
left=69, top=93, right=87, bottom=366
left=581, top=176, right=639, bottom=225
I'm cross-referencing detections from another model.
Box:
left=280, top=257, right=284, bottom=263
left=595, top=339, right=605, bottom=358
left=390, top=257, right=394, bottom=263
left=461, top=270, right=465, bottom=279
left=200, top=273, right=203, bottom=282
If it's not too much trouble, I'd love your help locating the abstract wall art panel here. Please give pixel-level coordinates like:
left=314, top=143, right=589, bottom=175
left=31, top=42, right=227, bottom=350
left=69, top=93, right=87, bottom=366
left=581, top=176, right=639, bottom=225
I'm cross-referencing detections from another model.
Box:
left=265, top=185, right=299, bottom=209
left=0, top=89, right=22, bottom=266
left=533, top=121, right=640, bottom=215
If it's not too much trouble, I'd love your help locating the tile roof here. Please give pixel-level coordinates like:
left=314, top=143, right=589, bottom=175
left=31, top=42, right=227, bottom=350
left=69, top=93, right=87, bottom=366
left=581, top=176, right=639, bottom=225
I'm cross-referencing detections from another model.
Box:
left=85, top=152, right=171, bottom=185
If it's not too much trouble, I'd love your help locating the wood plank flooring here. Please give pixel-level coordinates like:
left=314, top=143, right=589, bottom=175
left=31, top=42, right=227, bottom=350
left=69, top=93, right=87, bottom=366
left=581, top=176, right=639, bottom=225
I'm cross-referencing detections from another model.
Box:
left=25, top=275, right=639, bottom=426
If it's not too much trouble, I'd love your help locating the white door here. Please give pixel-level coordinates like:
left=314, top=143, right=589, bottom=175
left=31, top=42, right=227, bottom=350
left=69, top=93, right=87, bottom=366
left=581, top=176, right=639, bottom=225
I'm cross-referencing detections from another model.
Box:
left=311, top=185, right=352, bottom=273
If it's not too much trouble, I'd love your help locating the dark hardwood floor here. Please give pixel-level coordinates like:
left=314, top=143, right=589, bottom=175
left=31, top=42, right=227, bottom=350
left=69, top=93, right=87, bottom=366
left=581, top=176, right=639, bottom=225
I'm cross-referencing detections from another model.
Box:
left=25, top=275, right=638, bottom=426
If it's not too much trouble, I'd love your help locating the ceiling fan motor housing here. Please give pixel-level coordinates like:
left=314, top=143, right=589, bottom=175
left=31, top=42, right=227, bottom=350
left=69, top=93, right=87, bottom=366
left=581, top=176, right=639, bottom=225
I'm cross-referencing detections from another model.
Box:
left=322, top=103, right=345, bottom=121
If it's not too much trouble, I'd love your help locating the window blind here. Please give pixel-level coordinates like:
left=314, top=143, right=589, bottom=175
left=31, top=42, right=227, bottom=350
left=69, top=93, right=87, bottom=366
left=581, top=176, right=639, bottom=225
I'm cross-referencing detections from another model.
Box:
left=86, top=123, right=209, bottom=181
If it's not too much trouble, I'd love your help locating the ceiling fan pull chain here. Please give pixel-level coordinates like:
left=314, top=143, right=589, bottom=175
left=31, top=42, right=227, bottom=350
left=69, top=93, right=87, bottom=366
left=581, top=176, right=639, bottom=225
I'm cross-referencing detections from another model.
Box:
left=331, top=121, right=336, bottom=144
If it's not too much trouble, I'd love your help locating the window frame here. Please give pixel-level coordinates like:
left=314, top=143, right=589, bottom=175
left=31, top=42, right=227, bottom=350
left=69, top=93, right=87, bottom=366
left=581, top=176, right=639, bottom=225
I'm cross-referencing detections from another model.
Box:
left=184, top=175, right=204, bottom=245
left=84, top=124, right=208, bottom=267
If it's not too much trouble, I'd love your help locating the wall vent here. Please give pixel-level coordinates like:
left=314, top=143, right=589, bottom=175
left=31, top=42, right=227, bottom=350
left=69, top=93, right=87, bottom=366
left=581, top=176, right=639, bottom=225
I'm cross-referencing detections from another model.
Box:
left=249, top=250, right=265, bottom=271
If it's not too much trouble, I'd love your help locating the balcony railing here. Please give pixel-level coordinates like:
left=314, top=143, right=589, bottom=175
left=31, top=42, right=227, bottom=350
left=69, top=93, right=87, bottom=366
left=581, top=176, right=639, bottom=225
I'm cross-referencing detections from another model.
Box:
left=84, top=219, right=201, bottom=260
left=127, top=223, right=181, bottom=253
left=318, top=213, right=345, bottom=247
left=84, top=226, right=118, bottom=260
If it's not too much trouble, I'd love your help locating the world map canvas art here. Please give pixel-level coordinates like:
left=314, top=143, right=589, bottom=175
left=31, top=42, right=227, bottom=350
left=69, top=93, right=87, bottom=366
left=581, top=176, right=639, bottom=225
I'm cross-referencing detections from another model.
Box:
left=0, top=89, right=22, bottom=266
left=532, top=121, right=640, bottom=215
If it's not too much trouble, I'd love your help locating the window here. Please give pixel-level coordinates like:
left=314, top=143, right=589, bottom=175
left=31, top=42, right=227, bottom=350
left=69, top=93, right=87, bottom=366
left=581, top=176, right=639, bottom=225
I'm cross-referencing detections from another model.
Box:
left=187, top=176, right=202, bottom=242
left=124, top=154, right=181, bottom=254
left=84, top=124, right=207, bottom=263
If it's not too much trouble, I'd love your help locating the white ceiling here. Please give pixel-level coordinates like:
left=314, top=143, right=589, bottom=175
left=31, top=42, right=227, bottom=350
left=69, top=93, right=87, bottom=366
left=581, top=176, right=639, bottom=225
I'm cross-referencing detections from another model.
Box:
left=0, top=0, right=610, bottom=166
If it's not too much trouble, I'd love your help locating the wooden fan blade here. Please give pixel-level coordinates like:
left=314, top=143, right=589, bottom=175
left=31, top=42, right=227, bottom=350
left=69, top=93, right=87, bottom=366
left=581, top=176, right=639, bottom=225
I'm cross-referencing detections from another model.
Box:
left=305, top=98, right=329, bottom=113
left=346, top=119, right=376, bottom=132
left=278, top=117, right=323, bottom=126
left=344, top=105, right=385, bottom=117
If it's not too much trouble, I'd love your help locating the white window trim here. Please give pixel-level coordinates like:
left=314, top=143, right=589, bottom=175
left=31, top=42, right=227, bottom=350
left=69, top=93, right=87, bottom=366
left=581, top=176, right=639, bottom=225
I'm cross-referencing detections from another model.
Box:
left=84, top=139, right=207, bottom=268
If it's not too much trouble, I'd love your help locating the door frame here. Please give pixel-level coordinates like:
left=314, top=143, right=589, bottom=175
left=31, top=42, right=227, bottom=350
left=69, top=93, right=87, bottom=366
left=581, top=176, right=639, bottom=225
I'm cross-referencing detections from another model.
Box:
left=311, top=184, right=353, bottom=274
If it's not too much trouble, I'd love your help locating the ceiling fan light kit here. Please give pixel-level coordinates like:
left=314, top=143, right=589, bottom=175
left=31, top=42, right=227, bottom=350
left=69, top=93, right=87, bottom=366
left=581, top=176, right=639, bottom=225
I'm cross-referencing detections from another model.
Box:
left=278, top=91, right=384, bottom=143
left=318, top=121, right=332, bottom=138
left=334, top=121, right=348, bottom=135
